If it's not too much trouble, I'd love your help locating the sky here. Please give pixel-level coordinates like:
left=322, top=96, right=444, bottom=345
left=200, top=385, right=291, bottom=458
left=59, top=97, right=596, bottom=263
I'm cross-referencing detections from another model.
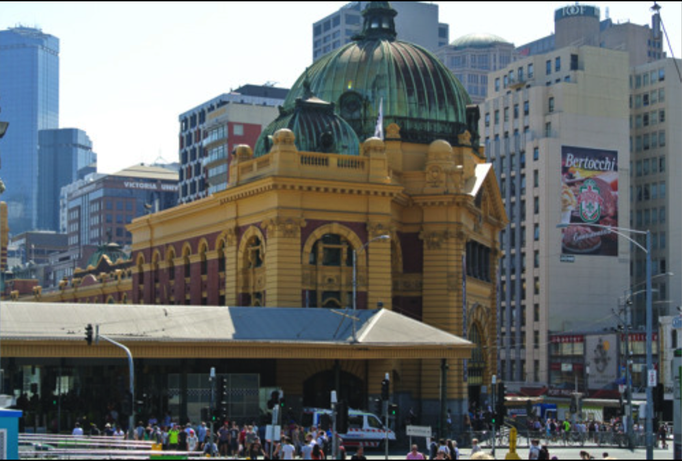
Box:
left=1, top=1, right=680, bottom=174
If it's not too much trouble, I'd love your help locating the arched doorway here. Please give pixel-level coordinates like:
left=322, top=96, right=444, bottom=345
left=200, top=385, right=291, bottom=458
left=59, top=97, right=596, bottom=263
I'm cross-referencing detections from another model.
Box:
left=468, top=323, right=486, bottom=410
left=303, top=369, right=365, bottom=409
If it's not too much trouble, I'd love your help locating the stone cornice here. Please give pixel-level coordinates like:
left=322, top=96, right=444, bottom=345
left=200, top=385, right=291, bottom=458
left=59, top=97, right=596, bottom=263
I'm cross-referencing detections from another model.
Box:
left=219, top=177, right=404, bottom=206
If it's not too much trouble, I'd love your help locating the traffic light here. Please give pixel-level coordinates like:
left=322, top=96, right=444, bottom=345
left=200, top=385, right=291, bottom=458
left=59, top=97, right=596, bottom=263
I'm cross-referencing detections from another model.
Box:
left=496, top=381, right=507, bottom=425
left=85, top=324, right=93, bottom=346
left=337, top=400, right=349, bottom=434
left=381, top=378, right=390, bottom=401
left=388, top=403, right=398, bottom=418
left=320, top=413, right=331, bottom=431
left=654, top=383, right=664, bottom=413
left=374, top=398, right=382, bottom=415
left=267, top=390, right=280, bottom=410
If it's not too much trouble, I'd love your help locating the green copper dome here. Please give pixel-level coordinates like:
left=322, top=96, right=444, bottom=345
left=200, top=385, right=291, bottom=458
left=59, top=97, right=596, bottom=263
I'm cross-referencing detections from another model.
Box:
left=88, top=242, right=129, bottom=268
left=450, top=33, right=511, bottom=50
left=255, top=94, right=360, bottom=157
left=283, top=2, right=472, bottom=146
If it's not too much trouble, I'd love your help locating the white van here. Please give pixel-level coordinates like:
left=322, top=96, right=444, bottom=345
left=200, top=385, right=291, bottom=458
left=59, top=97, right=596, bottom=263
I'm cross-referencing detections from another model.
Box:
left=301, top=407, right=397, bottom=449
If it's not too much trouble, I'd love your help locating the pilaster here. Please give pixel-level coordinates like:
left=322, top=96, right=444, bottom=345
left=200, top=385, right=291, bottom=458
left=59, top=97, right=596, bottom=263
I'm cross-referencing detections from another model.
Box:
left=224, top=225, right=239, bottom=306
left=366, top=222, right=393, bottom=310
left=262, top=217, right=306, bottom=307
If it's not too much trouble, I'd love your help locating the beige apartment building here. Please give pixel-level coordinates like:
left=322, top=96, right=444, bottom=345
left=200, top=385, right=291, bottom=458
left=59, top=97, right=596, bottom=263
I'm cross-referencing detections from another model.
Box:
left=481, top=46, right=631, bottom=384
left=629, top=58, right=682, bottom=327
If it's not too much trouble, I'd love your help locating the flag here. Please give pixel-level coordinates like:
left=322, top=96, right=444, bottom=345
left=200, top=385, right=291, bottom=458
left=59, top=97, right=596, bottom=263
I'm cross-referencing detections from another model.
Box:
left=374, top=98, right=384, bottom=140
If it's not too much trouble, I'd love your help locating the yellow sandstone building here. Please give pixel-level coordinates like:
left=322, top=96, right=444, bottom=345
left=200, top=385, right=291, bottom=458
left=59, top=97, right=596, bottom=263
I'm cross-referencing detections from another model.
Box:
left=11, top=2, right=506, bottom=435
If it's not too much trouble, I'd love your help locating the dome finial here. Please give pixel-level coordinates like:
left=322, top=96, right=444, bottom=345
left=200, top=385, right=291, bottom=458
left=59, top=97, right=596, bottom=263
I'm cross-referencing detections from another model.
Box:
left=302, top=68, right=314, bottom=100
left=356, top=1, right=398, bottom=42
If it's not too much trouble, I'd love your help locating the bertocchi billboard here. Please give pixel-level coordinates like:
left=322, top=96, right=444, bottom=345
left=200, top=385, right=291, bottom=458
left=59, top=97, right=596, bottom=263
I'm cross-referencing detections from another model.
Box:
left=560, top=146, right=619, bottom=257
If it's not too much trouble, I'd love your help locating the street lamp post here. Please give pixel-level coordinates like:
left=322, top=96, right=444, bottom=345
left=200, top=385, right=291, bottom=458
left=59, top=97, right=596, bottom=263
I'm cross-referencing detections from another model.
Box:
left=558, top=223, right=654, bottom=458
left=351, top=234, right=390, bottom=341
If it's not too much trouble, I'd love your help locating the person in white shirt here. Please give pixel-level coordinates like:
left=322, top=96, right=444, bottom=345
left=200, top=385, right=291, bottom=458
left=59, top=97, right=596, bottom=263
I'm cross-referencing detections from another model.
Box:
left=72, top=423, right=84, bottom=437
left=276, top=437, right=296, bottom=460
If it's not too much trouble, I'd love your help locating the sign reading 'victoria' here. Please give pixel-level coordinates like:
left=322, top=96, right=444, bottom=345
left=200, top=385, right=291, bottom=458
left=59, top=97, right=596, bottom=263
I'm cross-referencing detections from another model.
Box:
left=123, top=181, right=178, bottom=192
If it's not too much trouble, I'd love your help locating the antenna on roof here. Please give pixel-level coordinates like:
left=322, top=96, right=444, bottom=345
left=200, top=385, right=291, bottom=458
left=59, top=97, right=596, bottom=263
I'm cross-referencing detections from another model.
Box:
left=651, top=2, right=682, bottom=83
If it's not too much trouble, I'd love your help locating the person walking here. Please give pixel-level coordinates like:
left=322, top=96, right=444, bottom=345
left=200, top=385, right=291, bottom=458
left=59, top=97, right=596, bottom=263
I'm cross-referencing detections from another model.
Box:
left=406, top=444, right=426, bottom=460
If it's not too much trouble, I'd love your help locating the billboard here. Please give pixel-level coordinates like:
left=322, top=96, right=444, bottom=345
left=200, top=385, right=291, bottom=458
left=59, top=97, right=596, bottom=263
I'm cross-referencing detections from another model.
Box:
left=561, top=146, right=618, bottom=257
left=585, top=334, right=618, bottom=390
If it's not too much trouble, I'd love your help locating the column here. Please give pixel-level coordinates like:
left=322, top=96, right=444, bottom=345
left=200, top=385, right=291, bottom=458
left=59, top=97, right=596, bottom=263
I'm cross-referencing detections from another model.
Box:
left=263, top=217, right=306, bottom=307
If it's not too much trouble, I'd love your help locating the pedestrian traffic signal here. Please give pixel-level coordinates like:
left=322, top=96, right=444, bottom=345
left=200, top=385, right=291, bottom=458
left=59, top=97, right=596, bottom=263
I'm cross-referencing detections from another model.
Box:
left=388, top=403, right=398, bottom=417
left=85, top=324, right=93, bottom=346
left=381, top=378, right=390, bottom=401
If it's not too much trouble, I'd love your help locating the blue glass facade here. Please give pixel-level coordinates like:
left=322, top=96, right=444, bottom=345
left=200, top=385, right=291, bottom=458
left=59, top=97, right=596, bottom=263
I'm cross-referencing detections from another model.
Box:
left=0, top=27, right=60, bottom=235
left=38, top=129, right=97, bottom=232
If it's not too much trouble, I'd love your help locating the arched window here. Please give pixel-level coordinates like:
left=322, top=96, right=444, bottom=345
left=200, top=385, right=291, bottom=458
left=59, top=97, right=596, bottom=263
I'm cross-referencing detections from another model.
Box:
left=309, top=234, right=353, bottom=267
left=199, top=243, right=208, bottom=276
left=183, top=246, right=191, bottom=279
left=241, top=235, right=265, bottom=307
left=307, top=234, right=354, bottom=309
left=247, top=237, right=264, bottom=269
left=167, top=248, right=176, bottom=281
left=217, top=240, right=226, bottom=274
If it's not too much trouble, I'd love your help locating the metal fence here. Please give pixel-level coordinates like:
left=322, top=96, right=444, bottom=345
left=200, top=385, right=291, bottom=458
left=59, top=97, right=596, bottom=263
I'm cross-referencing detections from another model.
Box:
left=467, top=429, right=654, bottom=449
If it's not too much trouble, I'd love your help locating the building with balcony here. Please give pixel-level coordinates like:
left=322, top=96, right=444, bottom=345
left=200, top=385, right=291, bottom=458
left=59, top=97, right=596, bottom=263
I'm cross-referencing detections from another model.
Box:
left=178, top=85, right=287, bottom=205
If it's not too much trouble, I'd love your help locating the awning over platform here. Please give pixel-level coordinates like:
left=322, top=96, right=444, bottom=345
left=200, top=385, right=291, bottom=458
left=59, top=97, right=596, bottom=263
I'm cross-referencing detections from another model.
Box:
left=1, top=303, right=473, bottom=360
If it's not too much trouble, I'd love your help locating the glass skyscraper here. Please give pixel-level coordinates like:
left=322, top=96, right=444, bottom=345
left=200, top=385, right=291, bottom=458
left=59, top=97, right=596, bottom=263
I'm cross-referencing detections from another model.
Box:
left=38, top=129, right=97, bottom=232
left=0, top=27, right=60, bottom=235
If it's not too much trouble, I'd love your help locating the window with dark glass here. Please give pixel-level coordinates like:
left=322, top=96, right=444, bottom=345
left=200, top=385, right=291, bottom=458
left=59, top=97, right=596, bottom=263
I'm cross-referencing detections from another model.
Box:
left=466, top=241, right=492, bottom=283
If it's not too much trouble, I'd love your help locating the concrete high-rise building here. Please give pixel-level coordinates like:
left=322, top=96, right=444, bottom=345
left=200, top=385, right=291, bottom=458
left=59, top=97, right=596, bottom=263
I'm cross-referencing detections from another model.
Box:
left=178, top=85, right=287, bottom=205
left=483, top=3, right=675, bottom=390
left=312, top=1, right=449, bottom=61
left=0, top=27, right=59, bottom=235
left=518, top=4, right=665, bottom=67
left=481, top=46, right=631, bottom=384
left=37, top=128, right=97, bottom=232
left=629, top=58, right=682, bottom=326
left=436, top=33, right=518, bottom=104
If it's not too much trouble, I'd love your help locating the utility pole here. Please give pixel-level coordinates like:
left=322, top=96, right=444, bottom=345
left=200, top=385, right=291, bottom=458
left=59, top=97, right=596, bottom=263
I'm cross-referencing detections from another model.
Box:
left=209, top=367, right=216, bottom=446
left=331, top=390, right=338, bottom=460
left=382, top=373, right=390, bottom=460
left=492, top=375, right=497, bottom=458
left=86, top=324, right=134, bottom=439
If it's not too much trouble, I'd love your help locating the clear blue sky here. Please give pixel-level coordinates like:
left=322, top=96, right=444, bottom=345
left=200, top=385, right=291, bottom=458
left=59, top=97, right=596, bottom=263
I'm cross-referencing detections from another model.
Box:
left=2, top=2, right=680, bottom=174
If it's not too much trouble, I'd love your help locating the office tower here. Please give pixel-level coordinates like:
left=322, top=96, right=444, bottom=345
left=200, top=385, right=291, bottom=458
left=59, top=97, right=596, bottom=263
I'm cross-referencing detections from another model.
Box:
left=312, top=1, right=449, bottom=61
left=62, top=164, right=178, bottom=250
left=437, top=33, right=518, bottom=104
left=37, top=128, right=97, bottom=232
left=0, top=27, right=59, bottom=235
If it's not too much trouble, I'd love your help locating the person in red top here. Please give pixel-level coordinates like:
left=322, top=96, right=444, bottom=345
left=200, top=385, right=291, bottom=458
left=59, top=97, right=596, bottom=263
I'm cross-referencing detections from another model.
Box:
left=406, top=444, right=426, bottom=460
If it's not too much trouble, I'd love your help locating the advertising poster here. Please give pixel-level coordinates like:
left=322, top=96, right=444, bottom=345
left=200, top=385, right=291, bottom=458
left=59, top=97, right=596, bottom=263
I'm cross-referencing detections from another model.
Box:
left=561, top=146, right=619, bottom=257
left=585, top=334, right=618, bottom=390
